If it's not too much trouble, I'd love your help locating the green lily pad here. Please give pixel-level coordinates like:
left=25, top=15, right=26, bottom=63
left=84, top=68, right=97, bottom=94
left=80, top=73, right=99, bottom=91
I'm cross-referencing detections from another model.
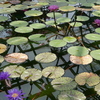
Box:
left=82, top=3, right=94, bottom=7
left=58, top=90, right=86, bottom=100
left=14, top=4, right=28, bottom=10
left=30, top=23, right=46, bottom=29
left=49, top=39, right=67, bottom=47
left=67, top=46, right=89, bottom=56
left=35, top=52, right=57, bottom=63
left=51, top=77, right=77, bottom=91
left=0, top=25, right=4, bottom=31
left=37, top=2, right=49, bottom=6
left=63, top=36, right=76, bottom=43
left=22, top=1, right=36, bottom=5
left=21, top=68, right=42, bottom=81
left=25, top=10, right=43, bottom=17
left=0, top=55, right=4, bottom=63
left=92, top=11, right=100, bottom=17
left=47, top=12, right=62, bottom=18
left=76, top=16, right=89, bottom=21
left=70, top=22, right=83, bottom=27
left=0, top=43, right=7, bottom=54
left=7, top=37, right=28, bottom=45
left=15, top=27, right=33, bottom=33
left=95, top=83, right=100, bottom=95
left=42, top=66, right=64, bottom=79
left=90, top=49, right=100, bottom=60
left=85, top=33, right=100, bottom=41
left=0, top=16, right=9, bottom=22
left=59, top=6, right=75, bottom=12
left=45, top=20, right=55, bottom=26
left=10, top=20, right=28, bottom=27
left=3, top=65, right=26, bottom=78
left=56, top=17, right=71, bottom=24
left=0, top=4, right=11, bottom=8
left=95, top=28, right=100, bottom=33
left=28, top=34, right=46, bottom=41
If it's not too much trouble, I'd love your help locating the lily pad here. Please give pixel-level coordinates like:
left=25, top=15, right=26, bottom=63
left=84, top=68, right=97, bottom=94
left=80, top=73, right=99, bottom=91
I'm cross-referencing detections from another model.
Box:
left=0, top=4, right=11, bottom=8
left=35, top=52, right=57, bottom=63
left=70, top=55, right=93, bottom=65
left=29, top=34, right=46, bottom=41
left=0, top=44, right=7, bottom=54
left=76, top=16, right=89, bottom=21
left=0, top=55, right=4, bottom=63
left=45, top=20, right=55, bottom=26
left=70, top=22, right=83, bottom=27
left=25, top=10, right=43, bottom=17
left=92, top=11, right=100, bottom=17
left=0, top=25, right=4, bottom=31
left=5, top=53, right=28, bottom=63
left=51, top=77, right=77, bottom=90
left=90, top=50, right=100, bottom=60
left=85, top=33, right=100, bottom=41
left=7, top=37, right=28, bottom=45
left=47, top=12, right=62, bottom=18
left=49, top=39, right=67, bottom=47
left=29, top=23, right=46, bottom=29
left=37, top=2, right=49, bottom=6
left=3, top=65, right=26, bottom=78
left=67, top=46, right=89, bottom=56
left=59, top=6, right=75, bottom=12
left=0, top=16, right=9, bottom=22
left=63, top=36, right=76, bottom=43
left=10, top=20, right=28, bottom=27
left=42, top=66, right=64, bottom=79
left=14, top=4, right=28, bottom=10
left=58, top=90, right=86, bottom=100
left=15, top=27, right=33, bottom=33
left=92, top=5, right=100, bottom=10
left=21, top=68, right=42, bottom=81
left=95, top=28, right=100, bottom=33
left=95, top=83, right=100, bottom=95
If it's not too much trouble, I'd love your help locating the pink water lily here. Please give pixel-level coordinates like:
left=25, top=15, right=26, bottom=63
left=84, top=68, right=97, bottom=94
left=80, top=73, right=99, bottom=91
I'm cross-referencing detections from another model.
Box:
left=48, top=5, right=59, bottom=12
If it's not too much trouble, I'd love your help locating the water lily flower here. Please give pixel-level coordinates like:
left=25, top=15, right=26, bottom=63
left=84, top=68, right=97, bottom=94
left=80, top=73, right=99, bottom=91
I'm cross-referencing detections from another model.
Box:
left=5, top=88, right=25, bottom=100
left=94, top=19, right=100, bottom=26
left=48, top=5, right=59, bottom=12
left=0, top=72, right=10, bottom=81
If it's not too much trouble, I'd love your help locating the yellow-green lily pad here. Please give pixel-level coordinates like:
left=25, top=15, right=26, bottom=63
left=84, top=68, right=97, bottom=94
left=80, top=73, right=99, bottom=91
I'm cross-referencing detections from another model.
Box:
left=0, top=55, right=4, bottom=63
left=63, top=36, right=76, bottom=43
left=95, top=28, right=100, bottom=33
left=92, top=11, right=100, bottom=17
left=0, top=25, right=4, bottom=31
left=47, top=12, right=62, bottom=18
left=95, top=83, right=100, bottom=95
left=0, top=44, right=7, bottom=54
left=70, top=22, right=83, bottom=27
left=0, top=16, right=9, bottom=22
left=76, top=16, right=89, bottom=21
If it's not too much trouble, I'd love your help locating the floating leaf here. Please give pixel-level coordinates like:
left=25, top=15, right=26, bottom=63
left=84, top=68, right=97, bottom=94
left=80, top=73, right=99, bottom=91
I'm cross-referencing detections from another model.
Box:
left=5, top=53, right=28, bottom=63
left=63, top=36, right=76, bottom=43
left=90, top=50, right=100, bottom=60
left=37, top=2, right=49, bottom=6
left=21, top=68, right=42, bottom=81
left=92, top=11, right=100, bottom=17
left=49, top=39, right=67, bottom=47
left=70, top=22, right=83, bottom=27
left=95, top=28, right=100, bottom=33
left=51, top=77, right=77, bottom=91
left=4, top=65, right=26, bottom=78
left=10, top=20, right=28, bottom=27
left=0, top=16, right=9, bottom=22
left=0, top=25, right=4, bottom=31
left=30, top=23, right=46, bottom=29
left=42, top=66, right=64, bottom=79
left=35, top=52, right=57, bottom=63
left=67, top=46, right=89, bottom=56
left=95, top=83, right=100, bottom=95
left=14, top=4, right=28, bottom=10
left=76, top=16, right=89, bottom=21
left=7, top=37, right=28, bottom=45
left=93, top=5, right=100, bottom=10
left=0, top=55, right=4, bottom=63
left=47, top=12, right=62, bottom=18
left=58, top=90, right=86, bottom=100
left=0, top=44, right=7, bottom=54
left=45, top=20, right=55, bottom=26
left=29, top=34, right=46, bottom=41
left=0, top=4, right=11, bottom=8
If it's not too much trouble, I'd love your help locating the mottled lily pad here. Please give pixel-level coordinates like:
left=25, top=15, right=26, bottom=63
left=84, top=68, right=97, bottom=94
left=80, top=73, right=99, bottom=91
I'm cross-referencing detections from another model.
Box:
left=95, top=83, right=100, bottom=95
left=0, top=44, right=7, bottom=54
left=42, top=66, right=64, bottom=79
left=70, top=22, right=83, bottom=27
left=63, top=36, right=76, bottom=43
left=0, top=55, right=4, bottom=63
left=85, top=33, right=100, bottom=41
left=29, top=34, right=46, bottom=41
left=70, top=55, right=93, bottom=65
left=7, top=37, right=28, bottom=45
left=30, top=23, right=46, bottom=29
left=0, top=16, right=9, bottom=22
left=21, top=68, right=42, bottom=81
left=0, top=25, right=4, bottom=31
left=76, top=16, right=89, bottom=21
left=58, top=90, right=86, bottom=100
left=35, top=52, right=57, bottom=63
left=47, top=12, right=62, bottom=18
left=90, top=50, right=100, bottom=60
left=5, top=53, right=28, bottom=63
left=49, top=39, right=67, bottom=47
left=10, top=20, right=28, bottom=27
left=15, top=27, right=33, bottom=33
left=51, top=77, right=77, bottom=90
left=92, top=11, right=100, bottom=17
left=3, top=65, right=26, bottom=78
left=0, top=4, right=11, bottom=8
left=25, top=10, right=43, bottom=17
left=67, top=46, right=89, bottom=56
left=95, top=28, right=100, bottom=33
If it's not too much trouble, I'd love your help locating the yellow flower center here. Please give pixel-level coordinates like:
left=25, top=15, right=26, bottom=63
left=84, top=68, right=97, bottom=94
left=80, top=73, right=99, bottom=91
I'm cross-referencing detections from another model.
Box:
left=12, top=93, right=18, bottom=97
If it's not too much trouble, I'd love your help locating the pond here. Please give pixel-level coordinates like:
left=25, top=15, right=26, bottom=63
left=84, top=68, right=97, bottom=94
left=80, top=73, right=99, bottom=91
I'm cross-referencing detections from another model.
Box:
left=0, top=0, right=100, bottom=100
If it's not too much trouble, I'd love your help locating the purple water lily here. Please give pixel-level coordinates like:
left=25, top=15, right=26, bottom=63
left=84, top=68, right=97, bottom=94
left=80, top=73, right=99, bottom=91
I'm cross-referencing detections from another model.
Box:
left=94, top=19, right=100, bottom=26
left=48, top=5, right=59, bottom=12
left=0, top=72, right=10, bottom=81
